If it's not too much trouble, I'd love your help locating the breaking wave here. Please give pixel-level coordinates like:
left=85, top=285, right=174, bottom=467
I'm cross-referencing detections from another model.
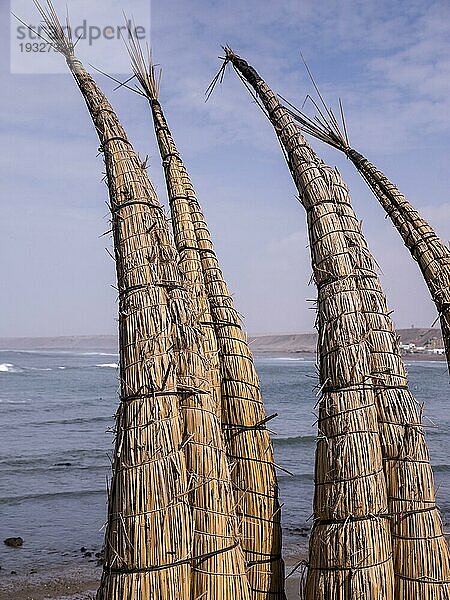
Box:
left=0, top=363, right=21, bottom=373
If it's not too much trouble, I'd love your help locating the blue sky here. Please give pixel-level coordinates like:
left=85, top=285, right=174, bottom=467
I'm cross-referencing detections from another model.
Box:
left=1, top=0, right=449, bottom=336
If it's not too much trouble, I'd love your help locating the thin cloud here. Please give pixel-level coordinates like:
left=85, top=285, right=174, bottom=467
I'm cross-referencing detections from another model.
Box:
left=0, top=0, right=448, bottom=336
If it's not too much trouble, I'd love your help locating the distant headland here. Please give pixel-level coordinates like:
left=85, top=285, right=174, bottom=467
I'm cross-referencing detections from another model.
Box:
left=0, top=328, right=444, bottom=358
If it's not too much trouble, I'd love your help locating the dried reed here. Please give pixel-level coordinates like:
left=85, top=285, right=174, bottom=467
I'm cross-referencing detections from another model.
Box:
left=32, top=3, right=248, bottom=599
left=283, top=100, right=450, bottom=371
left=315, top=170, right=450, bottom=600
left=222, top=49, right=396, bottom=600
left=122, top=35, right=252, bottom=600
left=124, top=38, right=286, bottom=599
left=32, top=7, right=194, bottom=594
left=223, top=48, right=450, bottom=600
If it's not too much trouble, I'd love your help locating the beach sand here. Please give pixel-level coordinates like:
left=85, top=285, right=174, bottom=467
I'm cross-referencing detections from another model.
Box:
left=0, top=557, right=306, bottom=599
left=0, top=564, right=99, bottom=600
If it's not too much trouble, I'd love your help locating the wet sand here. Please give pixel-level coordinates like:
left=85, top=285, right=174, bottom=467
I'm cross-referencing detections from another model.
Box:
left=0, top=557, right=307, bottom=599
left=0, top=564, right=98, bottom=600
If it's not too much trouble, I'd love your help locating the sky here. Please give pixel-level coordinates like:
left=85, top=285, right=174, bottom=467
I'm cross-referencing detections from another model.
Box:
left=1, top=0, right=449, bottom=337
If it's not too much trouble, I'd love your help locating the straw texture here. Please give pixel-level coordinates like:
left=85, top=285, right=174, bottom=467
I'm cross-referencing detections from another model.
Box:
left=34, top=5, right=247, bottom=600
left=348, top=150, right=450, bottom=370
left=283, top=105, right=450, bottom=371
left=181, top=161, right=286, bottom=600
left=125, top=42, right=286, bottom=599
left=225, top=48, right=450, bottom=600
left=279, top=98, right=450, bottom=596
left=224, top=49, right=396, bottom=600
left=36, top=40, right=194, bottom=600
left=146, top=108, right=253, bottom=600
left=123, top=39, right=254, bottom=600
left=318, top=172, right=450, bottom=600
left=35, top=5, right=256, bottom=599
left=51, top=47, right=192, bottom=600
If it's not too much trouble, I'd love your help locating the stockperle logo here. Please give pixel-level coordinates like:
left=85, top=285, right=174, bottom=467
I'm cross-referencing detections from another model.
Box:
left=10, top=0, right=151, bottom=74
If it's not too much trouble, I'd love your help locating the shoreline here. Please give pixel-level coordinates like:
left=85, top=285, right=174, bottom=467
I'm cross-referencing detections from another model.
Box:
left=0, top=553, right=308, bottom=600
left=0, top=347, right=444, bottom=363
left=0, top=337, right=445, bottom=599
left=0, top=329, right=445, bottom=363
left=0, top=564, right=99, bottom=600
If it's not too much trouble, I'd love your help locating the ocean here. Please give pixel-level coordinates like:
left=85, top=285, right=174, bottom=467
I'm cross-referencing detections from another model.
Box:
left=0, top=349, right=448, bottom=576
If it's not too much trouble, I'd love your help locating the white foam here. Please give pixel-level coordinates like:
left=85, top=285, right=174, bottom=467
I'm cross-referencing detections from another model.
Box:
left=0, top=363, right=18, bottom=373
left=96, top=363, right=119, bottom=368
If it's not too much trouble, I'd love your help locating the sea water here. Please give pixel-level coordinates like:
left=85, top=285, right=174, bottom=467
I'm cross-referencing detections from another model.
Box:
left=0, top=350, right=448, bottom=573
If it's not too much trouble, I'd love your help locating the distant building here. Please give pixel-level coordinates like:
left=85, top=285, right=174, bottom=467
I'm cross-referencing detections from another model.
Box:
left=400, top=343, right=416, bottom=353
left=400, top=338, right=444, bottom=355
left=428, top=348, right=445, bottom=355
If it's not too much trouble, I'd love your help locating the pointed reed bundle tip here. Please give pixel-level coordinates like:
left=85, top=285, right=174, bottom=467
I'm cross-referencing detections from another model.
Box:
left=226, top=50, right=352, bottom=153
left=122, top=19, right=161, bottom=102
left=204, top=47, right=233, bottom=102
left=223, top=45, right=237, bottom=60
left=30, top=0, right=75, bottom=59
left=276, top=57, right=351, bottom=154
left=205, top=46, right=261, bottom=102
left=282, top=94, right=350, bottom=153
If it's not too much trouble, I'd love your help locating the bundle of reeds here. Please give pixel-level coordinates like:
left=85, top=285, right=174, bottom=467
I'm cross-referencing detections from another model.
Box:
left=308, top=165, right=450, bottom=600
left=120, top=38, right=252, bottom=600
left=283, top=104, right=450, bottom=371
left=124, top=40, right=222, bottom=420
left=311, top=164, right=450, bottom=600
left=33, top=4, right=250, bottom=599
left=223, top=48, right=450, bottom=600
left=180, top=158, right=287, bottom=600
left=123, top=38, right=286, bottom=599
left=221, top=49, right=397, bottom=600
left=278, top=88, right=450, bottom=600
